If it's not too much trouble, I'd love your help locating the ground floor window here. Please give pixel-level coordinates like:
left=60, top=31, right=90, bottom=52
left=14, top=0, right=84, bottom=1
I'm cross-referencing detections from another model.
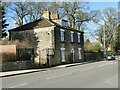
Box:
left=61, top=48, right=65, bottom=62
left=78, top=48, right=82, bottom=59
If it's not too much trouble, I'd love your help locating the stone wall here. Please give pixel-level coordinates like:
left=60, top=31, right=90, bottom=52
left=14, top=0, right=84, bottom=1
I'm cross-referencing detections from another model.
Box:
left=1, top=61, right=34, bottom=72
left=34, top=26, right=55, bottom=64
left=10, top=26, right=55, bottom=65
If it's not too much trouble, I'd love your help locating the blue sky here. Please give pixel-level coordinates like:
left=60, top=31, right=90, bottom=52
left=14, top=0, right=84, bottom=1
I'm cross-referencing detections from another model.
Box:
left=88, top=2, right=118, bottom=10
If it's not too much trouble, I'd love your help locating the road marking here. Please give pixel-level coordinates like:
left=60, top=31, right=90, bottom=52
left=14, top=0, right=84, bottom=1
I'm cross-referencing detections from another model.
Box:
left=46, top=73, right=72, bottom=80
left=56, top=73, right=73, bottom=78
left=46, top=76, right=56, bottom=80
left=80, top=67, right=94, bottom=72
left=97, top=61, right=117, bottom=68
left=9, top=83, right=28, bottom=88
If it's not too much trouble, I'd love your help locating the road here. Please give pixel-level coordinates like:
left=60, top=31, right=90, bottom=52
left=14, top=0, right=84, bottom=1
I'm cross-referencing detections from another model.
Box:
left=1, top=60, right=118, bottom=88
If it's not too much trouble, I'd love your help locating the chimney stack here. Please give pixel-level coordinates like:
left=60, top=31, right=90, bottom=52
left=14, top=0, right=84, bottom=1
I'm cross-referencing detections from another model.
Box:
left=42, top=9, right=59, bottom=20
left=42, top=8, right=50, bottom=20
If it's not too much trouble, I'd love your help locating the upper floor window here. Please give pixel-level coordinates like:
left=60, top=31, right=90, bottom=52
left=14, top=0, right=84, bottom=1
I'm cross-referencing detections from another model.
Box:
left=77, top=33, right=81, bottom=43
left=60, top=29, right=65, bottom=42
left=71, top=31, right=74, bottom=42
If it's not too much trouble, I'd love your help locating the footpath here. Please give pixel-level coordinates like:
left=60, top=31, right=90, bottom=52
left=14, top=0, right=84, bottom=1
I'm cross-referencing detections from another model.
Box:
left=0, top=60, right=111, bottom=78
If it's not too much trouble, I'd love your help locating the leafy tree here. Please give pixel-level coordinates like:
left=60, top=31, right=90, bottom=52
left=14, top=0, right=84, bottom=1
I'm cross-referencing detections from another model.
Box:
left=84, top=39, right=92, bottom=51
left=115, top=25, right=120, bottom=52
left=92, top=42, right=101, bottom=52
left=84, top=39, right=101, bottom=52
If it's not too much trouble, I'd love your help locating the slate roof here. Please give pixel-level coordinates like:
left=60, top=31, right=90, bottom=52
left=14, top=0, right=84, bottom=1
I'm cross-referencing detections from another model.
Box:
left=9, top=18, right=54, bottom=31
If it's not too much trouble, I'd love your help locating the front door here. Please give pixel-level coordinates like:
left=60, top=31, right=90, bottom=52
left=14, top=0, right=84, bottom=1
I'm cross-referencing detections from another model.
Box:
left=71, top=48, right=74, bottom=63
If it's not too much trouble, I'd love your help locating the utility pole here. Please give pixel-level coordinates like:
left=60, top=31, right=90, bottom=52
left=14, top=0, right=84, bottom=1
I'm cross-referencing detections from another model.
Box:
left=103, top=25, right=106, bottom=57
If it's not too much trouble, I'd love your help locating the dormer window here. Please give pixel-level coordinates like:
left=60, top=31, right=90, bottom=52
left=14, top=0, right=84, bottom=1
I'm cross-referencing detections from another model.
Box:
left=60, top=29, right=65, bottom=42
left=61, top=20, right=68, bottom=26
left=70, top=31, right=74, bottom=42
left=78, top=33, right=80, bottom=43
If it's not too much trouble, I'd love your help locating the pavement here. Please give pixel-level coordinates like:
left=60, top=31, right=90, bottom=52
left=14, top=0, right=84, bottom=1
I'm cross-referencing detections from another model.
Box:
left=0, top=60, right=100, bottom=78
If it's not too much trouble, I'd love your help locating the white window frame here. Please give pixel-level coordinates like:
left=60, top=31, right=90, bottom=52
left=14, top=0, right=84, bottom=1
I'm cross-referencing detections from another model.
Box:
left=71, top=31, right=74, bottom=42
left=60, top=29, right=65, bottom=42
left=78, top=48, right=82, bottom=59
left=61, top=48, right=65, bottom=62
left=77, top=33, right=81, bottom=43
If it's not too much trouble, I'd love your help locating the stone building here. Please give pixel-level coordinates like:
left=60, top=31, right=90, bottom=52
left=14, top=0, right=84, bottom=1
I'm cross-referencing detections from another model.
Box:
left=9, top=9, right=84, bottom=66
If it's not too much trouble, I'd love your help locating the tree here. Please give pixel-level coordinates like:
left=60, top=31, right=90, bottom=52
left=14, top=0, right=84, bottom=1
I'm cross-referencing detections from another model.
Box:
left=0, top=2, right=9, bottom=38
left=84, top=39, right=92, bottom=51
left=76, top=10, right=100, bottom=30
left=6, top=2, right=49, bottom=26
left=26, top=2, right=47, bottom=23
left=8, top=2, right=30, bottom=26
left=53, top=2, right=100, bottom=30
left=84, top=39, right=101, bottom=52
left=115, top=25, right=120, bottom=53
left=96, top=7, right=118, bottom=53
left=92, top=42, right=101, bottom=52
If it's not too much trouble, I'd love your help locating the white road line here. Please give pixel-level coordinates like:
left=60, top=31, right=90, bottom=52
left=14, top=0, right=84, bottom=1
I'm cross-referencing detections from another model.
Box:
left=56, top=73, right=73, bottom=78
left=46, top=76, right=56, bottom=80
left=80, top=67, right=94, bottom=72
left=97, top=61, right=117, bottom=68
left=9, top=83, right=28, bottom=88
left=46, top=73, right=72, bottom=80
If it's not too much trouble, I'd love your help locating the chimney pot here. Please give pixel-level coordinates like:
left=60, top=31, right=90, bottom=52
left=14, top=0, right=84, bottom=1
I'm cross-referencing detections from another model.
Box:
left=50, top=12, right=59, bottom=20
